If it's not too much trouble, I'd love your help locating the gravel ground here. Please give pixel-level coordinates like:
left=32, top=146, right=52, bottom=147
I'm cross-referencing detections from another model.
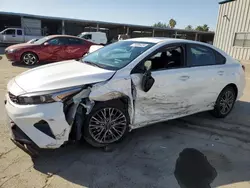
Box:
left=0, top=54, right=250, bottom=188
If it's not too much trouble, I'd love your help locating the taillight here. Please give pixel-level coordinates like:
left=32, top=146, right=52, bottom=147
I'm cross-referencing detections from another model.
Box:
left=242, top=65, right=245, bottom=72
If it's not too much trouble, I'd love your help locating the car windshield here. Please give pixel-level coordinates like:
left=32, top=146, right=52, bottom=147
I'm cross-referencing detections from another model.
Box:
left=33, top=36, right=50, bottom=45
left=81, top=40, right=156, bottom=70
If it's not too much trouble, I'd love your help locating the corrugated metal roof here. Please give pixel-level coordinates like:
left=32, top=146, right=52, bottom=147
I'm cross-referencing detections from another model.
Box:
left=219, top=0, right=236, bottom=5
left=0, top=11, right=214, bottom=35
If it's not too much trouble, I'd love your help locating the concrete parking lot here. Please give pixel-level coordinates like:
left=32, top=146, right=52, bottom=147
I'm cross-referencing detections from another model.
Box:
left=0, top=53, right=250, bottom=188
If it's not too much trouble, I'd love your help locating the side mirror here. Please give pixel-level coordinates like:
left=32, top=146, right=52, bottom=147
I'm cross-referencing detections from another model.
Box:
left=141, top=61, right=155, bottom=92
left=44, top=42, right=49, bottom=46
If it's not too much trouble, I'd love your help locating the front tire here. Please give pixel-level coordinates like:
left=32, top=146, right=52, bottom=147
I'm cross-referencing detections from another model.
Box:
left=21, top=52, right=38, bottom=66
left=211, top=86, right=236, bottom=118
left=83, top=101, right=129, bottom=147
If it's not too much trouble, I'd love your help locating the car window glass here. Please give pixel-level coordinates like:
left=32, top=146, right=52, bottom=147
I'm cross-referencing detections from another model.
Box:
left=83, top=34, right=92, bottom=40
left=82, top=41, right=156, bottom=70
left=145, top=46, right=184, bottom=71
left=68, top=38, right=83, bottom=45
left=189, top=45, right=216, bottom=66
left=47, top=38, right=68, bottom=45
left=215, top=51, right=226, bottom=64
left=17, top=30, right=22, bottom=35
left=4, top=29, right=15, bottom=35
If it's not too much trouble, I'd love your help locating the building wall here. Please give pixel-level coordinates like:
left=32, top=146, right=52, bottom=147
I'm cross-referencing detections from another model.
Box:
left=214, top=0, right=250, bottom=60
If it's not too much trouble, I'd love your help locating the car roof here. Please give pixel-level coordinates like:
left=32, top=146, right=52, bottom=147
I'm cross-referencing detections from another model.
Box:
left=46, top=35, right=83, bottom=40
left=126, top=37, right=207, bottom=45
left=125, top=37, right=229, bottom=57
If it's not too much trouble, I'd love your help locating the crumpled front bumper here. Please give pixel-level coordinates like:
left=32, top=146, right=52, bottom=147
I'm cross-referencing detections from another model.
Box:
left=5, top=94, right=71, bottom=150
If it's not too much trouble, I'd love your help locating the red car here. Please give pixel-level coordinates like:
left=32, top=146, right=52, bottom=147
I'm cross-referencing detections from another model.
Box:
left=5, top=35, right=94, bottom=65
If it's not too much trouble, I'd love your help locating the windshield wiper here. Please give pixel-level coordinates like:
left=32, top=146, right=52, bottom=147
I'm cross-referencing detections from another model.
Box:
left=83, top=61, right=105, bottom=69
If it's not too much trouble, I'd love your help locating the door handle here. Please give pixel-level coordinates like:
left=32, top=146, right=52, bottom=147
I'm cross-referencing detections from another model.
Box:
left=218, top=71, right=224, bottom=76
left=179, top=75, right=190, bottom=81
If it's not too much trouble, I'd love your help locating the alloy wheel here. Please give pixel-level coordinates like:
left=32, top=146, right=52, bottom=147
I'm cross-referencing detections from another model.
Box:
left=23, top=53, right=37, bottom=65
left=219, top=90, right=235, bottom=115
left=89, top=108, right=127, bottom=144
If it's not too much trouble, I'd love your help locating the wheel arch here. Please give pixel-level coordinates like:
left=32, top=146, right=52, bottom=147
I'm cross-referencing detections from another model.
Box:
left=93, top=95, right=132, bottom=124
left=20, top=51, right=39, bottom=62
left=223, top=83, right=238, bottom=99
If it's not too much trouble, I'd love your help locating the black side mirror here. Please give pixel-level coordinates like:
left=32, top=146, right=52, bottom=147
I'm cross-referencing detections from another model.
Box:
left=141, top=61, right=155, bottom=92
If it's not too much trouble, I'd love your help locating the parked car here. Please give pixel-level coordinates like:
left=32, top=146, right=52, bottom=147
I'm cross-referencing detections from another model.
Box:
left=87, top=44, right=104, bottom=54
left=5, top=35, right=94, bottom=65
left=5, top=38, right=246, bottom=156
left=77, top=32, right=107, bottom=45
left=26, top=38, right=39, bottom=44
left=0, top=28, right=43, bottom=44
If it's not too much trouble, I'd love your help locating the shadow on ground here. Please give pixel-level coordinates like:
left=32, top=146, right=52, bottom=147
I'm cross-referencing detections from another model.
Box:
left=11, top=61, right=50, bottom=68
left=32, top=101, right=250, bottom=188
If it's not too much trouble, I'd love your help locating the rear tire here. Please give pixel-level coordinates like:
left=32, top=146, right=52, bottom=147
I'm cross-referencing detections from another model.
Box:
left=21, top=52, right=38, bottom=66
left=211, top=86, right=236, bottom=118
left=83, top=101, right=129, bottom=148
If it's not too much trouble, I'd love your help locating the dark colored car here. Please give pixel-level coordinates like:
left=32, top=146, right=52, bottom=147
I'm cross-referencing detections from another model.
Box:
left=5, top=35, right=94, bottom=65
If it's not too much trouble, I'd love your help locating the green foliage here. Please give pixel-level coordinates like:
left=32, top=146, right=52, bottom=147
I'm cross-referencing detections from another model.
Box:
left=169, top=19, right=177, bottom=28
left=195, top=24, right=209, bottom=32
left=153, top=22, right=168, bottom=28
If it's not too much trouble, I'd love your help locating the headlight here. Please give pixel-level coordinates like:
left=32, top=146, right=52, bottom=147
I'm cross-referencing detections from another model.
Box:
left=17, top=87, right=82, bottom=105
left=7, top=49, right=18, bottom=53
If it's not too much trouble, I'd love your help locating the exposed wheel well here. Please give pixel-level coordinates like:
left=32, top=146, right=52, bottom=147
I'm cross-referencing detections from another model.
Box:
left=224, top=83, right=238, bottom=99
left=94, top=96, right=131, bottom=123
left=20, top=52, right=39, bottom=62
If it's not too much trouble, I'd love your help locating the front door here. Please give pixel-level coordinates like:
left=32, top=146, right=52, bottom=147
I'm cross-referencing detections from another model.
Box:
left=131, top=44, right=193, bottom=126
left=2, top=29, right=17, bottom=43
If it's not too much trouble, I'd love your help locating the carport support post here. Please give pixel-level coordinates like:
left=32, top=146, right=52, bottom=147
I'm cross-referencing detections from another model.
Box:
left=96, top=23, right=99, bottom=31
left=175, top=31, right=178, bottom=38
left=152, top=29, right=155, bottom=37
left=195, top=33, right=198, bottom=41
left=126, top=27, right=130, bottom=35
left=62, top=20, right=65, bottom=35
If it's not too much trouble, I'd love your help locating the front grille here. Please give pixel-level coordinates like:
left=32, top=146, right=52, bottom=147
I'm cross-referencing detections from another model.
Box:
left=8, top=92, right=19, bottom=104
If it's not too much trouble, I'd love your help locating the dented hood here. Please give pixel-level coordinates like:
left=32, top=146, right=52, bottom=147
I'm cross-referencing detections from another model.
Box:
left=14, top=60, right=115, bottom=92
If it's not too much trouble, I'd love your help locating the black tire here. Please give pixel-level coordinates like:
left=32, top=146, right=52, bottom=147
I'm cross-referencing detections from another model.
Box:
left=21, top=52, right=38, bottom=66
left=211, top=86, right=236, bottom=118
left=83, top=100, right=129, bottom=148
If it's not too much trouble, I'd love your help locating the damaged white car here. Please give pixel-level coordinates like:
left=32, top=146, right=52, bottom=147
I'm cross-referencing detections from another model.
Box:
left=5, top=38, right=246, bottom=156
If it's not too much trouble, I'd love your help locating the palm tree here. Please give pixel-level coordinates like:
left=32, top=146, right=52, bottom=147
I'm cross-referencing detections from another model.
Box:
left=169, top=19, right=177, bottom=28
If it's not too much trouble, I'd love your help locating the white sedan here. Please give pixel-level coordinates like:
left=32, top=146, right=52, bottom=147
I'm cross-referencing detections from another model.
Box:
left=5, top=38, right=246, bottom=156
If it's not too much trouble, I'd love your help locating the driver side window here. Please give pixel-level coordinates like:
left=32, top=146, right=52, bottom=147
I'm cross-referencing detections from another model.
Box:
left=146, top=45, right=185, bottom=71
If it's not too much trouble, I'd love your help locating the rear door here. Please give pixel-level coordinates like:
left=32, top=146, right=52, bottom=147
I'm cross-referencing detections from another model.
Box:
left=185, top=43, right=228, bottom=110
left=16, top=29, right=24, bottom=43
left=65, top=38, right=89, bottom=59
left=42, top=37, right=68, bottom=61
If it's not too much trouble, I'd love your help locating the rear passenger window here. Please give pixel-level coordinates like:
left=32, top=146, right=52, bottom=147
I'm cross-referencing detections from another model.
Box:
left=68, top=38, right=83, bottom=45
left=17, top=30, right=22, bottom=35
left=189, top=45, right=216, bottom=66
left=215, top=51, right=226, bottom=64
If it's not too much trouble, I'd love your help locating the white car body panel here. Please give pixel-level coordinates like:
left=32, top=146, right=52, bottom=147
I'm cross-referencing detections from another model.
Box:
left=14, top=60, right=115, bottom=92
left=78, top=32, right=107, bottom=45
left=5, top=38, right=246, bottom=149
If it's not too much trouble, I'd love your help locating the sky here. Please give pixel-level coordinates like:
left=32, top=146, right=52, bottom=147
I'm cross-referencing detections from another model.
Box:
left=0, top=0, right=221, bottom=31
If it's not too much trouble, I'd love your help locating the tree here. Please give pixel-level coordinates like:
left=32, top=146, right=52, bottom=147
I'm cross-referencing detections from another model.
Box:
left=195, top=24, right=209, bottom=32
left=169, top=19, right=177, bottom=28
left=185, top=25, right=193, bottom=30
left=153, top=22, right=168, bottom=28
